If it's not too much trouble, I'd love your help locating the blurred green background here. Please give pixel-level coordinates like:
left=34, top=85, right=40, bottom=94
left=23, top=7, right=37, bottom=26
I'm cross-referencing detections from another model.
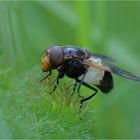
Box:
left=0, top=1, right=140, bottom=139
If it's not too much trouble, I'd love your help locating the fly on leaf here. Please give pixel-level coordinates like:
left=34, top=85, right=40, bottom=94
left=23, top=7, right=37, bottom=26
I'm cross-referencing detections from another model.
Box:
left=41, top=45, right=140, bottom=107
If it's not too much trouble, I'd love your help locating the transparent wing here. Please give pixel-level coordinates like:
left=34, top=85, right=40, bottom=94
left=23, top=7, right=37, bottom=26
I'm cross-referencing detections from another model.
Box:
left=108, top=64, right=140, bottom=82
left=83, top=58, right=140, bottom=83
left=92, top=53, right=116, bottom=64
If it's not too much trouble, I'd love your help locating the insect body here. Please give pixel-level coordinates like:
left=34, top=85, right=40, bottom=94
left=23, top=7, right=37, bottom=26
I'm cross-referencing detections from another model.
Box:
left=41, top=45, right=140, bottom=107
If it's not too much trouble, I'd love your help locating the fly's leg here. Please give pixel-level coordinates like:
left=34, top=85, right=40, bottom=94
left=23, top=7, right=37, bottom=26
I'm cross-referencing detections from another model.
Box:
left=49, top=70, right=64, bottom=95
left=71, top=81, right=78, bottom=96
left=76, top=70, right=87, bottom=100
left=49, top=75, right=60, bottom=95
left=77, top=70, right=87, bottom=93
left=77, top=80, right=98, bottom=108
left=40, top=71, right=52, bottom=82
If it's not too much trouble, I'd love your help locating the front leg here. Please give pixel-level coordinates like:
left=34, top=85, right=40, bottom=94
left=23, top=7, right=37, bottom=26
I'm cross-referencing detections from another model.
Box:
left=49, top=75, right=60, bottom=94
left=40, top=71, right=52, bottom=82
left=49, top=70, right=64, bottom=94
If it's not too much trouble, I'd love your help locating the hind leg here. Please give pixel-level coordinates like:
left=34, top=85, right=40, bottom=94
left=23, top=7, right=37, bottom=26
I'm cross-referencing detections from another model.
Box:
left=80, top=82, right=98, bottom=108
left=77, top=79, right=98, bottom=108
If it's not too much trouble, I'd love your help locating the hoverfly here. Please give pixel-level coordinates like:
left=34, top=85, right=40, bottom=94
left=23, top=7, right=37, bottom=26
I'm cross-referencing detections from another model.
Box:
left=41, top=45, right=140, bottom=107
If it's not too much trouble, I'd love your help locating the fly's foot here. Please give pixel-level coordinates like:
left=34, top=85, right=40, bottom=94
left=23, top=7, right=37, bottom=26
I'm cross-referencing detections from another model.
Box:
left=71, top=82, right=77, bottom=96
left=49, top=91, right=53, bottom=95
left=79, top=95, right=85, bottom=109
left=79, top=99, right=85, bottom=109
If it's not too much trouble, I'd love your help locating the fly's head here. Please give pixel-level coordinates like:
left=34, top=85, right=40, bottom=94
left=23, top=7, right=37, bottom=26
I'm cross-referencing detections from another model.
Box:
left=41, top=45, right=64, bottom=72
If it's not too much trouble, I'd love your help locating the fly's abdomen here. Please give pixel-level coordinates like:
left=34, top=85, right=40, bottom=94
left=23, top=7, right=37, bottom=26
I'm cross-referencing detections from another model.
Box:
left=79, top=68, right=113, bottom=93
left=97, top=71, right=113, bottom=93
left=79, top=67, right=104, bottom=85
